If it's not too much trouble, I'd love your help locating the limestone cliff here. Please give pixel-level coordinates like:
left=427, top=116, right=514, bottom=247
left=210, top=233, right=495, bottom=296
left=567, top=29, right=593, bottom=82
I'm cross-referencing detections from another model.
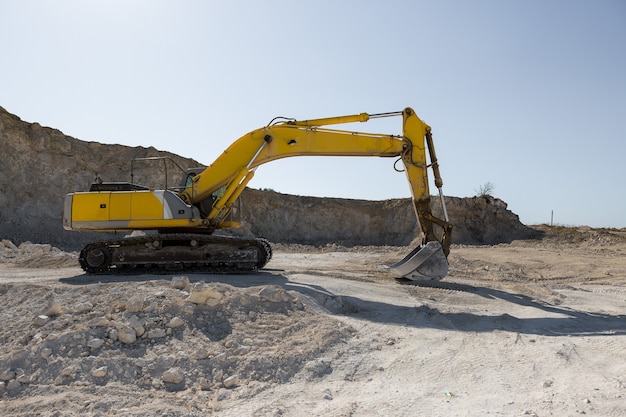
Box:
left=241, top=189, right=532, bottom=246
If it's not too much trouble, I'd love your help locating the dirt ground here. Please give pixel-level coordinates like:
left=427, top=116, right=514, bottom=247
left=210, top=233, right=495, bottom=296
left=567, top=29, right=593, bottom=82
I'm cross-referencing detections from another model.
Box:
left=0, top=227, right=625, bottom=417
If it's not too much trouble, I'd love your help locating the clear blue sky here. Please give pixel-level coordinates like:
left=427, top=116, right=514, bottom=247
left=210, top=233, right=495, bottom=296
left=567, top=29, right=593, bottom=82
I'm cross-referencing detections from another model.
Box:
left=2, top=0, right=625, bottom=228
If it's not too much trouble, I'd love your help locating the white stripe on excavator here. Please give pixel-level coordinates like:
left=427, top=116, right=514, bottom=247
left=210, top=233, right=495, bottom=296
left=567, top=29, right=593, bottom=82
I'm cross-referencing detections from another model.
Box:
left=153, top=191, right=174, bottom=219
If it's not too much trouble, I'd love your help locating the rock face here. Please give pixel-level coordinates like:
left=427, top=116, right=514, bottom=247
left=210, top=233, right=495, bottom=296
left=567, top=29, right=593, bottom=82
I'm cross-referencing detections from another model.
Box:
left=0, top=106, right=533, bottom=250
left=241, top=189, right=533, bottom=246
left=0, top=106, right=200, bottom=249
left=241, top=190, right=419, bottom=246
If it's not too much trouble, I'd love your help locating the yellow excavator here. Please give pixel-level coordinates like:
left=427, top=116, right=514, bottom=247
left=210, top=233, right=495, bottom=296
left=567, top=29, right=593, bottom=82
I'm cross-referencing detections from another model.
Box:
left=63, top=107, right=453, bottom=280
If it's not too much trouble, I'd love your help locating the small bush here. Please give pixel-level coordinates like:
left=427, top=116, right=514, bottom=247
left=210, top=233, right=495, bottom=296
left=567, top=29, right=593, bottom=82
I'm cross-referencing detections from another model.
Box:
left=475, top=182, right=495, bottom=197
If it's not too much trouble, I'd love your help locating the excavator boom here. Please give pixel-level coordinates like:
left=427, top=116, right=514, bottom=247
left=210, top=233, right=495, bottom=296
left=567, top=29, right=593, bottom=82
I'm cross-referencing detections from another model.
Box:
left=64, top=107, right=453, bottom=280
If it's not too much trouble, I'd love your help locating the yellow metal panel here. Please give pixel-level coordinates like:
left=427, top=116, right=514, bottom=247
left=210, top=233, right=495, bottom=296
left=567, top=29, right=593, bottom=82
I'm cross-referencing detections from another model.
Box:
left=130, top=191, right=164, bottom=220
left=126, top=218, right=204, bottom=229
left=71, top=193, right=110, bottom=222
left=109, top=192, right=132, bottom=220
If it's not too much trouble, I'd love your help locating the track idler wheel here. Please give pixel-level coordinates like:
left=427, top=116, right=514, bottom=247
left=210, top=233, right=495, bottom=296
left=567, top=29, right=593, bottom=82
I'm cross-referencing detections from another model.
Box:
left=80, top=246, right=111, bottom=273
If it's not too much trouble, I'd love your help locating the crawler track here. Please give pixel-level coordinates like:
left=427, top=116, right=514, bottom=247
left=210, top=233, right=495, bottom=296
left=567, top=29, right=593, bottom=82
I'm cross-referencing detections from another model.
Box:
left=79, top=233, right=272, bottom=275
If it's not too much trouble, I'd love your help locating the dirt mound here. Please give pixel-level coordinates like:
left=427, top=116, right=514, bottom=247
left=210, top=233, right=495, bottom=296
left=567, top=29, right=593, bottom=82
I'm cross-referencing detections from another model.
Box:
left=528, top=224, right=626, bottom=246
left=0, top=278, right=353, bottom=415
left=0, top=106, right=532, bottom=250
left=1, top=240, right=78, bottom=268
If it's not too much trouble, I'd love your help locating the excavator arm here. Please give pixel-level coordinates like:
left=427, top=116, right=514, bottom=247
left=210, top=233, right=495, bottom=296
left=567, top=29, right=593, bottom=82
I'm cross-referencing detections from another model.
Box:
left=182, top=108, right=452, bottom=256
left=64, top=107, right=452, bottom=280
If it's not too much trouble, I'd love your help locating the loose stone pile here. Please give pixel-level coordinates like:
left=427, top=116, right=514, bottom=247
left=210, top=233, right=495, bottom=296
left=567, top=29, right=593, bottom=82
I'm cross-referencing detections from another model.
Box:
left=0, top=239, right=78, bottom=268
left=0, top=277, right=354, bottom=398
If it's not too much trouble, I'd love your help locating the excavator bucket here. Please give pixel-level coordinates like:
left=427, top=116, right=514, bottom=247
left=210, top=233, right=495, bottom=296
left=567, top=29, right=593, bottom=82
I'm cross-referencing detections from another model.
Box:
left=383, top=241, right=449, bottom=281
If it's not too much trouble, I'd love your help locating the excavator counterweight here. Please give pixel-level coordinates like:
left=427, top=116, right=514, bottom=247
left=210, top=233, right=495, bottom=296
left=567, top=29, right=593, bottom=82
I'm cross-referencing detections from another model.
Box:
left=64, top=107, right=453, bottom=280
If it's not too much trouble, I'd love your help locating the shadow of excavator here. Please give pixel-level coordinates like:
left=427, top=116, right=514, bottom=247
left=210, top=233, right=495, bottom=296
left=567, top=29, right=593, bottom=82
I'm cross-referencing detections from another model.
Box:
left=60, top=270, right=625, bottom=337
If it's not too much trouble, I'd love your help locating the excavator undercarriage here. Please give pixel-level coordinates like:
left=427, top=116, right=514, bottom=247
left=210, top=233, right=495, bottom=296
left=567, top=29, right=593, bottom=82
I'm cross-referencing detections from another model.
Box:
left=79, top=233, right=272, bottom=274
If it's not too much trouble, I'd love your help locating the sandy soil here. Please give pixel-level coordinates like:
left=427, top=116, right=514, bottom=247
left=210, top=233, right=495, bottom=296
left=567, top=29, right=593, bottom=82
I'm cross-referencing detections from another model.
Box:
left=0, top=230, right=625, bottom=417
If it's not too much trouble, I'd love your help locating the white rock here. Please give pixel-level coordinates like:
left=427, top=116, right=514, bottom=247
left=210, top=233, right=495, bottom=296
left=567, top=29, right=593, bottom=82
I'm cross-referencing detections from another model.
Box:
left=17, top=374, right=31, bottom=384
left=171, top=276, right=190, bottom=289
left=7, top=379, right=21, bottom=390
left=61, top=366, right=77, bottom=378
left=91, top=366, right=108, bottom=378
left=108, top=328, right=118, bottom=342
left=167, top=317, right=185, bottom=328
left=0, top=368, right=15, bottom=381
left=117, top=325, right=137, bottom=344
left=134, top=358, right=146, bottom=368
left=87, top=338, right=105, bottom=349
left=74, top=302, right=94, bottom=313
left=198, top=377, right=211, bottom=391
left=40, top=348, right=53, bottom=360
left=223, top=375, right=239, bottom=388
left=1, top=239, right=17, bottom=250
left=45, top=302, right=64, bottom=316
left=33, top=315, right=50, bottom=326
left=146, top=328, right=166, bottom=339
left=89, top=316, right=110, bottom=327
left=259, top=286, right=291, bottom=303
left=158, top=355, right=176, bottom=369
left=187, top=283, right=225, bottom=306
left=125, top=297, right=144, bottom=313
left=128, top=315, right=145, bottom=337
left=162, top=367, right=184, bottom=384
